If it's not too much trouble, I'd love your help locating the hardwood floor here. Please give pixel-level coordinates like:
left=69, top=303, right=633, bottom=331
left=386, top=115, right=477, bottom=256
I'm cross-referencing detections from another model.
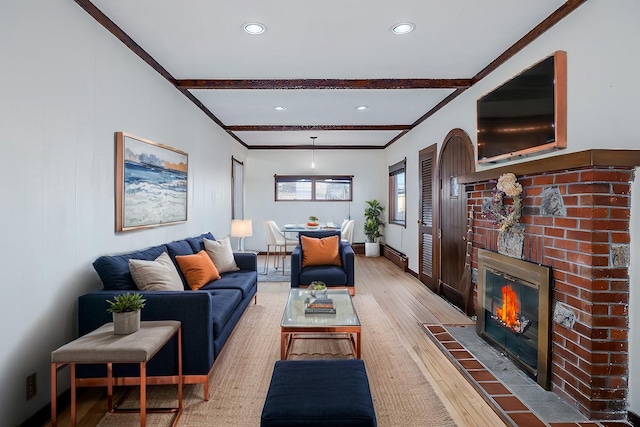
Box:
left=45, top=255, right=505, bottom=427
left=354, top=255, right=505, bottom=427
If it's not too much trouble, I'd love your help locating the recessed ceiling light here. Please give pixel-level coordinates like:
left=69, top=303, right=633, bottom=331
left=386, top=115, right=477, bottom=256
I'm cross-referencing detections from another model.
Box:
left=355, top=105, right=369, bottom=110
left=274, top=106, right=286, bottom=111
left=391, top=22, right=415, bottom=35
left=243, top=22, right=266, bottom=35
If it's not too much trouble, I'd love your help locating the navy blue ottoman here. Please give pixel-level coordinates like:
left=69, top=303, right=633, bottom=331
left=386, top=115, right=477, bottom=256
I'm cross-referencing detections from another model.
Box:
left=261, top=359, right=377, bottom=427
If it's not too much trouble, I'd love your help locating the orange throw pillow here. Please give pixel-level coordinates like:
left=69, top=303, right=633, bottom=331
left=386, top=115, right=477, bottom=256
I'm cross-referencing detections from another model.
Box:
left=175, top=250, right=221, bottom=290
left=301, top=235, right=341, bottom=268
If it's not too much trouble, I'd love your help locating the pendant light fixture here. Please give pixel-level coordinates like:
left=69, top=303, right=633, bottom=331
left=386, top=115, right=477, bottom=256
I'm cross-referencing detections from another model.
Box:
left=310, top=136, right=317, bottom=171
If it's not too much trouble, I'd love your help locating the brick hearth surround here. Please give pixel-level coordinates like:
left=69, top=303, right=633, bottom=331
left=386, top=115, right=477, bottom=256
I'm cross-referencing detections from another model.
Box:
left=461, top=150, right=640, bottom=421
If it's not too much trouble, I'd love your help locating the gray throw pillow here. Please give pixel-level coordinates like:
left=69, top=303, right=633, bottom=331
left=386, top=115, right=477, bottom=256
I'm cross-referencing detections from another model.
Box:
left=129, top=252, right=184, bottom=291
left=204, top=237, right=240, bottom=274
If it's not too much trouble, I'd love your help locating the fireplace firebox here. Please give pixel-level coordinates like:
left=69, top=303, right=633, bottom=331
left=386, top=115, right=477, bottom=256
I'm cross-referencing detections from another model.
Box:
left=476, top=249, right=551, bottom=389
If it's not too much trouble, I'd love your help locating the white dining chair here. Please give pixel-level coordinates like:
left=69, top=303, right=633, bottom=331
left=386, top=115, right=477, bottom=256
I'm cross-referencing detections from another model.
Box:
left=263, top=220, right=297, bottom=274
left=341, top=220, right=355, bottom=244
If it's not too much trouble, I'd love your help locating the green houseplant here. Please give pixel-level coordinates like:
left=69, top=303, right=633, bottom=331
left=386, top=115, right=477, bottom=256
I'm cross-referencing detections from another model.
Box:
left=106, top=293, right=146, bottom=335
left=308, top=280, right=328, bottom=299
left=364, top=199, right=385, bottom=257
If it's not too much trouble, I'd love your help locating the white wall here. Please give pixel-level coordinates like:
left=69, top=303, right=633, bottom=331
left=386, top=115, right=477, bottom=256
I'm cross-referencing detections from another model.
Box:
left=384, top=0, right=640, bottom=416
left=0, top=1, right=246, bottom=424
left=2, top=0, right=639, bottom=423
left=244, top=149, right=386, bottom=252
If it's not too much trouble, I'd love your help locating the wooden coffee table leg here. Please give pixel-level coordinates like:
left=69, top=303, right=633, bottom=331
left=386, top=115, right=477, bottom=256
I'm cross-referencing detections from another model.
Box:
left=356, top=331, right=361, bottom=358
left=280, top=331, right=286, bottom=359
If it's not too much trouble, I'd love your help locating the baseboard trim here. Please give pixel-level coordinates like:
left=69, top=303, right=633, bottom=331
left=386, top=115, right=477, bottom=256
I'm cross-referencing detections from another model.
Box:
left=19, top=388, right=72, bottom=427
left=382, top=244, right=408, bottom=272
left=352, top=242, right=364, bottom=255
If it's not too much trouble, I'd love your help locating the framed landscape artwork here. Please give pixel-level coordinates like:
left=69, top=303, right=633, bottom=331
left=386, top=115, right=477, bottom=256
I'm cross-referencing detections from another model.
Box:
left=115, top=132, right=188, bottom=232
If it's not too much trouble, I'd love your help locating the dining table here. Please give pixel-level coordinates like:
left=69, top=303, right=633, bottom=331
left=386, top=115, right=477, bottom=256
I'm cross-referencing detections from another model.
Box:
left=281, top=223, right=341, bottom=236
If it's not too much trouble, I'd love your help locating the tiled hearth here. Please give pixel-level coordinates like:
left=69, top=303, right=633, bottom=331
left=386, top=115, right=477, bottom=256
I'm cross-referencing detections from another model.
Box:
left=423, top=324, right=631, bottom=427
left=456, top=150, right=640, bottom=422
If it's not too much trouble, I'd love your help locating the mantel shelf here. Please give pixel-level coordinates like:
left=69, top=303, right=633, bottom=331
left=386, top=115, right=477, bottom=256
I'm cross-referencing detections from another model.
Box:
left=458, top=149, right=640, bottom=184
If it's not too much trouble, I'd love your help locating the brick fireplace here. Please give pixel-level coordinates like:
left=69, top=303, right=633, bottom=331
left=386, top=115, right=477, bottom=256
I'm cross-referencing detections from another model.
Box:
left=460, top=150, right=639, bottom=421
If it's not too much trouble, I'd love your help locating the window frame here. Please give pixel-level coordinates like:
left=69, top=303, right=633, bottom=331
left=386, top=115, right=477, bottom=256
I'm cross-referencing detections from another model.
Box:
left=388, top=158, right=406, bottom=227
left=231, top=157, right=244, bottom=219
left=274, top=175, right=353, bottom=202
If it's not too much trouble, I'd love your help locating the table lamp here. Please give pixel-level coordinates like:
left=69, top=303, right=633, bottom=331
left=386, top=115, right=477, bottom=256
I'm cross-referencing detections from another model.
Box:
left=231, top=219, right=252, bottom=251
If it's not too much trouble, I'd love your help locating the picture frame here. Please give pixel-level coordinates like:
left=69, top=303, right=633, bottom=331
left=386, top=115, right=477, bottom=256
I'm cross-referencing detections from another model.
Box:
left=115, top=132, right=188, bottom=232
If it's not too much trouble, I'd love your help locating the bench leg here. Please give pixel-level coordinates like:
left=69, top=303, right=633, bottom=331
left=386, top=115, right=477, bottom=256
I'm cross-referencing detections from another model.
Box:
left=140, top=362, right=146, bottom=427
left=107, top=362, right=113, bottom=411
left=71, top=363, right=77, bottom=427
left=50, top=363, right=58, bottom=427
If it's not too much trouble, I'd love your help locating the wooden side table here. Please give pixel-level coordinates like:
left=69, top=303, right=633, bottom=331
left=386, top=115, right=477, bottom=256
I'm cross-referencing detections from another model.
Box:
left=51, top=320, right=182, bottom=427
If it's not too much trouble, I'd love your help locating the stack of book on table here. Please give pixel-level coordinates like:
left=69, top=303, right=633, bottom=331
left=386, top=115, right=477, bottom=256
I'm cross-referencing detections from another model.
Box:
left=304, top=298, right=336, bottom=314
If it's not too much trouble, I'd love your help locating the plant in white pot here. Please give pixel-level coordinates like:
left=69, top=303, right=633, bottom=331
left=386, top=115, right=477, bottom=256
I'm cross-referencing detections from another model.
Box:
left=106, top=293, right=146, bottom=335
left=364, top=199, right=385, bottom=257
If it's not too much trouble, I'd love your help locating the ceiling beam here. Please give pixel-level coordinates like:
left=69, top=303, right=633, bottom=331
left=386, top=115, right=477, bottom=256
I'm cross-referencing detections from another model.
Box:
left=247, top=144, right=384, bottom=150
left=473, top=0, right=589, bottom=81
left=176, top=79, right=473, bottom=90
left=226, top=125, right=410, bottom=132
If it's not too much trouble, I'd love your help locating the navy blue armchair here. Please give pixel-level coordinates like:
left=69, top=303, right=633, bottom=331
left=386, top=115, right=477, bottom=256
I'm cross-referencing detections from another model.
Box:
left=290, top=230, right=356, bottom=295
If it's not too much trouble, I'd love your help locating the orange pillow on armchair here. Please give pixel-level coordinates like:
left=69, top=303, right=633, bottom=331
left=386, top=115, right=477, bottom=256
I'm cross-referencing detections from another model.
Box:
left=301, top=235, right=341, bottom=268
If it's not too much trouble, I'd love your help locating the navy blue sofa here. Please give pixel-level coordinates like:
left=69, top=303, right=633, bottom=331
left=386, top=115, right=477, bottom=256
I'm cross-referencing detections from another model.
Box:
left=290, top=230, right=356, bottom=295
left=76, top=232, right=257, bottom=399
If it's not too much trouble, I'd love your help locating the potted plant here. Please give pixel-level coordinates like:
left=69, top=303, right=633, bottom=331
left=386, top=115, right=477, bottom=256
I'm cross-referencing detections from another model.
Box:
left=307, top=215, right=319, bottom=227
left=308, top=281, right=328, bottom=299
left=106, top=293, right=146, bottom=335
left=364, top=199, right=385, bottom=257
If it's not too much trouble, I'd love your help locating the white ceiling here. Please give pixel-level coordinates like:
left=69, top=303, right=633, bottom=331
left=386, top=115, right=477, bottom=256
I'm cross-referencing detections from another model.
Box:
left=83, top=0, right=572, bottom=148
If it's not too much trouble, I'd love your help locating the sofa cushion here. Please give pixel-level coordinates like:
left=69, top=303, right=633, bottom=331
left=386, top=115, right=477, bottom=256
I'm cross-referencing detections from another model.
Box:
left=129, top=252, right=184, bottom=291
left=166, top=239, right=194, bottom=258
left=200, top=270, right=257, bottom=298
left=166, top=239, right=197, bottom=288
left=299, top=265, right=347, bottom=286
left=204, top=237, right=239, bottom=274
left=93, top=244, right=168, bottom=290
left=186, top=232, right=215, bottom=253
left=205, top=289, right=243, bottom=336
left=175, top=250, right=221, bottom=290
left=301, top=235, right=341, bottom=268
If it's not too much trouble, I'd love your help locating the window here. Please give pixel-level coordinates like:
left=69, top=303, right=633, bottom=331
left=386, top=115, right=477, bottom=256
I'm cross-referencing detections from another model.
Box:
left=389, top=159, right=406, bottom=226
left=275, top=175, right=353, bottom=201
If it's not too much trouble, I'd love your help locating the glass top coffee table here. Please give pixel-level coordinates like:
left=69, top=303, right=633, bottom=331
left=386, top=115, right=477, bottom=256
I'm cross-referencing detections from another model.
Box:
left=280, top=288, right=361, bottom=360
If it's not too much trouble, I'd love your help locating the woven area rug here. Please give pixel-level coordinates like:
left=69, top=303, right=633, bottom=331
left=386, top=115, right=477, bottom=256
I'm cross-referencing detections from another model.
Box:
left=258, top=266, right=290, bottom=282
left=97, top=291, right=455, bottom=427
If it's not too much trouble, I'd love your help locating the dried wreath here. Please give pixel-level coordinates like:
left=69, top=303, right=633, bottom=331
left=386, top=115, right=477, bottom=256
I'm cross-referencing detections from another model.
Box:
left=489, top=173, right=523, bottom=232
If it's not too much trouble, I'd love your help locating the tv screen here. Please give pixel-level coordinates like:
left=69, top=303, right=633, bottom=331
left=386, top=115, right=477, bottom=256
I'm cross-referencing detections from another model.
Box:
left=476, top=51, right=566, bottom=163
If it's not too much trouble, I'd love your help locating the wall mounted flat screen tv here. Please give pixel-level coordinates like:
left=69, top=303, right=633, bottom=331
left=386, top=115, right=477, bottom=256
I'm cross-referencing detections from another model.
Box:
left=476, top=51, right=567, bottom=164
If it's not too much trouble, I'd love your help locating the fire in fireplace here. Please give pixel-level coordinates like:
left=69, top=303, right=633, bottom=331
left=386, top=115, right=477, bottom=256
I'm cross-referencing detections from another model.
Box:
left=476, top=249, right=551, bottom=389
left=492, top=284, right=531, bottom=334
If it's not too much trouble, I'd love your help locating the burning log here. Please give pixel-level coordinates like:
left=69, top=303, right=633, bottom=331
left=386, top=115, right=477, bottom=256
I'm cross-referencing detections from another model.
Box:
left=492, top=284, right=532, bottom=335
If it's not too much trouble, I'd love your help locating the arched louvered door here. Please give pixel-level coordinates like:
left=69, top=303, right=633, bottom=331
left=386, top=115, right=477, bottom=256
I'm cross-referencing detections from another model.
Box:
left=418, top=144, right=438, bottom=292
left=437, top=129, right=475, bottom=312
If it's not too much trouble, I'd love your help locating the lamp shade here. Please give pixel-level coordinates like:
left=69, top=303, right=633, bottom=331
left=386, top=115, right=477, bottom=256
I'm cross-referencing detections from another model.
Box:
left=231, top=219, right=253, bottom=238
